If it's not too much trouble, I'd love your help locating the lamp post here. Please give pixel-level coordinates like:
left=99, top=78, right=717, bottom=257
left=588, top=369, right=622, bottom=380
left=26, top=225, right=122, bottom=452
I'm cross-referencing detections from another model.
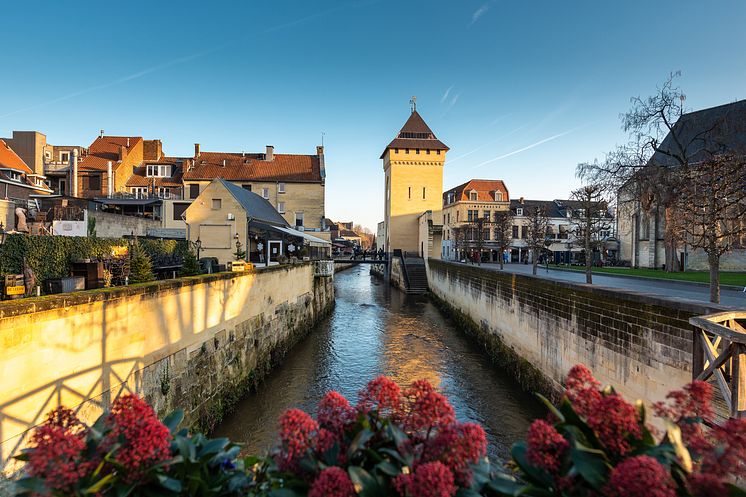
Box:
left=544, top=236, right=553, bottom=273
left=193, top=236, right=202, bottom=260
left=0, top=222, right=6, bottom=246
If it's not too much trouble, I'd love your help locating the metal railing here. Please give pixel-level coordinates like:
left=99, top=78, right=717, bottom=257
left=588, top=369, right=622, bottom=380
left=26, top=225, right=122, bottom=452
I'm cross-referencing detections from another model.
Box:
left=689, top=311, right=746, bottom=418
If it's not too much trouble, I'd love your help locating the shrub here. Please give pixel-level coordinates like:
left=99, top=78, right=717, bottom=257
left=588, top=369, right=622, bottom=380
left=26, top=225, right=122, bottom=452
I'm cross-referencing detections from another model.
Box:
left=128, top=241, right=154, bottom=284
left=180, top=248, right=201, bottom=276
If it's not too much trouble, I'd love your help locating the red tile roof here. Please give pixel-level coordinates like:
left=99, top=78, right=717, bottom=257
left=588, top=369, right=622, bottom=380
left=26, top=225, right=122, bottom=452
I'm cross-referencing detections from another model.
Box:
left=444, top=179, right=510, bottom=203
left=0, top=139, right=32, bottom=173
left=182, top=152, right=322, bottom=183
left=79, top=136, right=142, bottom=171
left=126, top=158, right=185, bottom=188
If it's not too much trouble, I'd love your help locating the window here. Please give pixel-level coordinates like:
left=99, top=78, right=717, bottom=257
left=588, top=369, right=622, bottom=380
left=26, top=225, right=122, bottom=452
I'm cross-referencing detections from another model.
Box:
left=469, top=191, right=478, bottom=201
left=278, top=201, right=285, bottom=214
left=189, top=184, right=200, bottom=199
left=158, top=187, right=171, bottom=199
left=394, top=148, right=399, bottom=153
left=83, top=174, right=101, bottom=191
left=483, top=229, right=490, bottom=241
left=516, top=207, right=523, bottom=216
left=408, top=187, right=411, bottom=199
left=483, top=210, right=490, bottom=220
left=512, top=225, right=519, bottom=239
left=5, top=170, right=21, bottom=182
left=278, top=182, right=286, bottom=193
left=130, top=187, right=147, bottom=198
left=242, top=184, right=252, bottom=191
left=521, top=226, right=528, bottom=239
left=422, top=187, right=426, bottom=199
left=447, top=213, right=450, bottom=224
left=467, top=210, right=475, bottom=222
left=295, top=211, right=304, bottom=227
left=44, top=151, right=51, bottom=160
left=494, top=191, right=503, bottom=201
left=59, top=151, right=70, bottom=163
left=173, top=203, right=189, bottom=221
left=405, top=149, right=409, bottom=154
left=146, top=164, right=171, bottom=177
left=416, top=149, right=420, bottom=154
left=426, top=149, right=430, bottom=154
left=436, top=150, right=441, bottom=155
left=212, top=198, right=222, bottom=210
left=262, top=187, right=269, bottom=199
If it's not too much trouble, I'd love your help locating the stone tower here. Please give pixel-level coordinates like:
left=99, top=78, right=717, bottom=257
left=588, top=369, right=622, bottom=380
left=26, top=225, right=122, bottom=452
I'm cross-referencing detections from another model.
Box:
left=381, top=109, right=449, bottom=256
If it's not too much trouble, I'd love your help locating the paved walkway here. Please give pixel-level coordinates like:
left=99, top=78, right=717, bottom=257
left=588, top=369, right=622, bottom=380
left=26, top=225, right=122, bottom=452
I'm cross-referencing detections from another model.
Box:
left=459, top=262, right=746, bottom=308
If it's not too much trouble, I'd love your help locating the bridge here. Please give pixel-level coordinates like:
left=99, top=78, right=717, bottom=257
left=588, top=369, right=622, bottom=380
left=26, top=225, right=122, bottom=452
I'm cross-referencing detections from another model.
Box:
left=332, top=258, right=388, bottom=265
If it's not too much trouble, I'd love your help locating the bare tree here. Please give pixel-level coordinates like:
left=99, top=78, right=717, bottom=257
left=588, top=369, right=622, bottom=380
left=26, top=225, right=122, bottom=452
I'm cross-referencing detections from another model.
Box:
left=451, top=225, right=466, bottom=262
left=569, top=184, right=613, bottom=284
left=678, top=154, right=746, bottom=303
left=524, top=205, right=550, bottom=275
left=468, top=217, right=488, bottom=266
left=493, top=210, right=514, bottom=270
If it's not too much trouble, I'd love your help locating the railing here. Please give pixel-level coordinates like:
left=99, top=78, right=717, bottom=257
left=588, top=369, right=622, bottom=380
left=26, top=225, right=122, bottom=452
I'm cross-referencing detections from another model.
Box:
left=313, top=260, right=334, bottom=277
left=689, top=311, right=746, bottom=418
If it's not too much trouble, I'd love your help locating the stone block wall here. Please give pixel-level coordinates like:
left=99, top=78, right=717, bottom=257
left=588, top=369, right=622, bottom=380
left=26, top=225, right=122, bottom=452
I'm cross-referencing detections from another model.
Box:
left=89, top=210, right=162, bottom=237
left=0, top=263, right=334, bottom=468
left=427, top=260, right=729, bottom=407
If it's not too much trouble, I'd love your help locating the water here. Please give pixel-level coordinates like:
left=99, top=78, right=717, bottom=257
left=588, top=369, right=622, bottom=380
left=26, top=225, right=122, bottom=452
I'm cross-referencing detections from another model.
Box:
left=214, top=265, right=543, bottom=461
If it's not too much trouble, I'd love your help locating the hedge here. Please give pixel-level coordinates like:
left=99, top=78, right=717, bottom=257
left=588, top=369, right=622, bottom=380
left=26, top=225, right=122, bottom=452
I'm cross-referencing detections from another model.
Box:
left=0, top=234, right=189, bottom=284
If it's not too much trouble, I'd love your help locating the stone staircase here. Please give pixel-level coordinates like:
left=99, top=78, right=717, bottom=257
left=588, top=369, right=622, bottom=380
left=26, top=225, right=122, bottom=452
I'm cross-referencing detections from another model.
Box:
left=403, top=258, right=428, bottom=294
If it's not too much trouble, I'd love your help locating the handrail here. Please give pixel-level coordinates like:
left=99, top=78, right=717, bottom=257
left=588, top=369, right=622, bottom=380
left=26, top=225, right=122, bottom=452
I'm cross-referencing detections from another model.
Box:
left=689, top=311, right=746, bottom=418
left=393, top=249, right=412, bottom=290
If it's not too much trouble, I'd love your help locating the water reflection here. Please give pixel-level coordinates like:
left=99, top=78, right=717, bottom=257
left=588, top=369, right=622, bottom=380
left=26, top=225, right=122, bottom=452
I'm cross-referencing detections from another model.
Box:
left=214, top=266, right=543, bottom=461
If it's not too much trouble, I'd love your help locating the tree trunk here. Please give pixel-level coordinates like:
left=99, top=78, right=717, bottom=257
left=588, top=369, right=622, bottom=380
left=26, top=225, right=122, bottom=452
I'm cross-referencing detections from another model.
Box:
left=709, top=251, right=720, bottom=304
left=532, top=252, right=538, bottom=275
left=585, top=239, right=593, bottom=284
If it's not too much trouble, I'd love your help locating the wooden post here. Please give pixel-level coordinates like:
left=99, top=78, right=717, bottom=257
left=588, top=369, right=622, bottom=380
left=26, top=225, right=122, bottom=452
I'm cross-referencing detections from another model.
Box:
left=692, top=329, right=704, bottom=381
left=732, top=344, right=746, bottom=418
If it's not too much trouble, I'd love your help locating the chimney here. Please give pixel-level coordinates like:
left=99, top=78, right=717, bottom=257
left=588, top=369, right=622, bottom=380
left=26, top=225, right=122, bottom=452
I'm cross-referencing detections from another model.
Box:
left=107, top=161, right=113, bottom=197
left=126, top=137, right=130, bottom=147
left=519, top=197, right=524, bottom=204
left=99, top=129, right=104, bottom=138
left=194, top=143, right=200, bottom=157
left=120, top=145, right=127, bottom=161
left=71, top=148, right=79, bottom=197
left=266, top=145, right=274, bottom=161
left=317, top=145, right=326, bottom=183
left=222, top=159, right=226, bottom=167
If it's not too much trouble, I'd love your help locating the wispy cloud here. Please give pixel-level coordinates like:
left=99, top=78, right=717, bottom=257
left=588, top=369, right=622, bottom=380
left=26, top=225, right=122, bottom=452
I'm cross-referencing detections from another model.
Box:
left=447, top=123, right=528, bottom=164
left=469, top=3, right=489, bottom=27
left=472, top=126, right=585, bottom=169
left=441, top=92, right=461, bottom=117
left=441, top=85, right=454, bottom=103
left=0, top=1, right=380, bottom=120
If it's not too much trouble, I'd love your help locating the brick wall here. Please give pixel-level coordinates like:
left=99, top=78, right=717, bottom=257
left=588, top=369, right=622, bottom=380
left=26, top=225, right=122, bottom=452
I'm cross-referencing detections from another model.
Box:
left=427, top=259, right=730, bottom=406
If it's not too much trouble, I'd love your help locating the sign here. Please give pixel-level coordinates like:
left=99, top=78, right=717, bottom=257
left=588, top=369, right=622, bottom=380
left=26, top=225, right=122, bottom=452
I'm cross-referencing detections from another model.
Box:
left=6, top=285, right=25, bottom=296
left=230, top=261, right=246, bottom=272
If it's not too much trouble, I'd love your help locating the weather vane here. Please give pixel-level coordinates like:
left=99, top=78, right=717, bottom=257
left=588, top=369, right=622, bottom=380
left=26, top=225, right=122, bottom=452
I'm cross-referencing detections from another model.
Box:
left=410, top=96, right=417, bottom=113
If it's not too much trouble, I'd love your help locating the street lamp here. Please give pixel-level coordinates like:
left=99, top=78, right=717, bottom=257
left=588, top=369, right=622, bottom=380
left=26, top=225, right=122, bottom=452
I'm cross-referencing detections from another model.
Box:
left=0, top=222, right=6, bottom=246
left=193, top=236, right=202, bottom=260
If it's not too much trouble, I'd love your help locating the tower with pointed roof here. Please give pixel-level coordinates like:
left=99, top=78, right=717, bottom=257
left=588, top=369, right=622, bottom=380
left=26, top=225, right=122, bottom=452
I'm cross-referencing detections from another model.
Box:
left=381, top=108, right=449, bottom=255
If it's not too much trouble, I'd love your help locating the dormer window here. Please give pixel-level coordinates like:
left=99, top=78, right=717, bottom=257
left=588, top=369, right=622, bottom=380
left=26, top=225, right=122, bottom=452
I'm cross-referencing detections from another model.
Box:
left=516, top=207, right=523, bottom=216
left=469, top=191, right=478, bottom=201
left=494, top=191, right=503, bottom=201
left=278, top=182, right=286, bottom=193
left=146, top=164, right=172, bottom=177
left=2, top=169, right=22, bottom=182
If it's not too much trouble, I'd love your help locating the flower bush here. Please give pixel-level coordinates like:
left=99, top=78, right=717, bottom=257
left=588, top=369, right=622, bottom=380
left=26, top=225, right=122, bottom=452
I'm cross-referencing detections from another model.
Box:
left=488, top=364, right=746, bottom=497
left=250, top=376, right=488, bottom=497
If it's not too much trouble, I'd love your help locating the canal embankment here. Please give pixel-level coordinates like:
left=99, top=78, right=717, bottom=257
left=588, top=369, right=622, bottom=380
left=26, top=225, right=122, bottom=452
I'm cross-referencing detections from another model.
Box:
left=0, top=262, right=333, bottom=468
left=426, top=259, right=730, bottom=408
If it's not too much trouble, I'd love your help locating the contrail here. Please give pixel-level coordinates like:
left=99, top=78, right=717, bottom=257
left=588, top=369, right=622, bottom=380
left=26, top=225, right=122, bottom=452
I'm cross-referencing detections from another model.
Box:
left=472, top=126, right=583, bottom=169
left=447, top=123, right=528, bottom=164
left=469, top=3, right=489, bottom=27
left=0, top=1, right=380, bottom=120
left=441, top=85, right=454, bottom=103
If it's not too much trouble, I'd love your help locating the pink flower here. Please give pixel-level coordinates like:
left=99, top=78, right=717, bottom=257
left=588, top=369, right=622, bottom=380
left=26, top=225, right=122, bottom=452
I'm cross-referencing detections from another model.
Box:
left=315, top=428, right=336, bottom=454
left=396, top=462, right=457, bottom=497
left=317, top=391, right=355, bottom=434
left=526, top=420, right=569, bottom=474
left=276, top=408, right=319, bottom=471
left=653, top=381, right=714, bottom=455
left=102, top=395, right=172, bottom=482
left=308, top=467, right=356, bottom=497
left=27, top=408, right=93, bottom=493
left=605, top=455, right=675, bottom=497
left=687, top=473, right=727, bottom=497
left=564, top=364, right=602, bottom=418
left=586, top=394, right=641, bottom=458
left=423, top=422, right=487, bottom=486
left=403, top=381, right=456, bottom=432
left=358, top=376, right=402, bottom=414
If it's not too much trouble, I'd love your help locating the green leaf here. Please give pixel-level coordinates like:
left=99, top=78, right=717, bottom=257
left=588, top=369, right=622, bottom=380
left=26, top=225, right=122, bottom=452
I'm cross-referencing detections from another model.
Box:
left=198, top=437, right=230, bottom=458
left=348, top=428, right=374, bottom=455
left=511, top=443, right=554, bottom=487
left=348, top=466, right=385, bottom=497
left=156, top=474, right=183, bottom=493
left=375, top=460, right=400, bottom=476
left=535, top=393, right=565, bottom=423
left=162, top=410, right=184, bottom=433
left=455, top=489, right=483, bottom=497
left=727, top=483, right=746, bottom=497
left=571, top=446, right=609, bottom=490
left=14, top=477, right=49, bottom=494
left=665, top=420, right=692, bottom=473
left=269, top=489, right=305, bottom=497
left=486, top=477, right=525, bottom=495
left=82, top=473, right=116, bottom=494
left=386, top=422, right=409, bottom=447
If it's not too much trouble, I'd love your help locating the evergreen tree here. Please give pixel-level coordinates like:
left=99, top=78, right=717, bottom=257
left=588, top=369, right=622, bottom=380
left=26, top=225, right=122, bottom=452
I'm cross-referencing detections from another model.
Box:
left=180, top=248, right=201, bottom=276
left=233, top=240, right=246, bottom=261
left=129, top=241, right=155, bottom=284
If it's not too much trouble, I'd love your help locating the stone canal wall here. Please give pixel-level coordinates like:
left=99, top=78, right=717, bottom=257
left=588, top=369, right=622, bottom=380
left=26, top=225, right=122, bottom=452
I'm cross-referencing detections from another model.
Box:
left=427, top=260, right=728, bottom=407
left=0, top=263, right=334, bottom=468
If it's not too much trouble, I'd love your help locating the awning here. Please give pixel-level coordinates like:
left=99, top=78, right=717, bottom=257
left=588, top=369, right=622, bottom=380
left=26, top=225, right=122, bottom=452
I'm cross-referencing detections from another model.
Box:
left=94, top=197, right=162, bottom=206
left=275, top=226, right=331, bottom=248
left=249, top=221, right=289, bottom=239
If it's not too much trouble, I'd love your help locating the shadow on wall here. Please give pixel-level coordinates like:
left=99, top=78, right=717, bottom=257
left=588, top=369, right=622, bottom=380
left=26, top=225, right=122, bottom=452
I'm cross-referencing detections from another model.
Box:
left=0, top=265, right=322, bottom=469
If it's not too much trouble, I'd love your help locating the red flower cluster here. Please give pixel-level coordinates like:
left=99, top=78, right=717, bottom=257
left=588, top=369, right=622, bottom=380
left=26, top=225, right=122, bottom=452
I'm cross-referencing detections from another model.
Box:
left=395, top=461, right=457, bottom=497
left=26, top=407, right=93, bottom=493
left=654, top=381, right=714, bottom=455
left=102, top=395, right=172, bottom=482
left=317, top=391, right=355, bottom=435
left=308, top=467, right=356, bottom=497
left=526, top=419, right=569, bottom=474
left=605, top=455, right=676, bottom=497
left=564, top=364, right=602, bottom=418
left=403, top=380, right=456, bottom=432
left=277, top=408, right=320, bottom=472
left=358, top=375, right=402, bottom=414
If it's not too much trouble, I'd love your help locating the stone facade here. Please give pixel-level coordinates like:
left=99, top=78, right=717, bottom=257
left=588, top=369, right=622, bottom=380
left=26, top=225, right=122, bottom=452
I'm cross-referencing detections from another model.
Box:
left=89, top=210, right=162, bottom=238
left=426, top=259, right=729, bottom=407
left=0, top=263, right=334, bottom=468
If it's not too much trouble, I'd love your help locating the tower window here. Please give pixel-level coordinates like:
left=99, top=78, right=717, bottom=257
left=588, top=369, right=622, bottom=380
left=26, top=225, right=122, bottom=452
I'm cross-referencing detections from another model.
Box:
left=422, top=187, right=426, bottom=199
left=416, top=149, right=420, bottom=154
left=405, top=149, right=410, bottom=154
left=436, top=150, right=441, bottom=155
left=408, top=187, right=411, bottom=199
left=426, top=149, right=430, bottom=154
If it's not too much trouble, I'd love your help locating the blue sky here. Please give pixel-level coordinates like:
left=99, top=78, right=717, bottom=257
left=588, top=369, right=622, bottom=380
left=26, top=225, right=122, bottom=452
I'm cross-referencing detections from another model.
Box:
left=2, top=0, right=745, bottom=230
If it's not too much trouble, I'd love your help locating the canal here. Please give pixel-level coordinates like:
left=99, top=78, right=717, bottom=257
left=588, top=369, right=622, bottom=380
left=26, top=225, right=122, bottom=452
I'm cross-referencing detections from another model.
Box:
left=215, top=265, right=543, bottom=461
